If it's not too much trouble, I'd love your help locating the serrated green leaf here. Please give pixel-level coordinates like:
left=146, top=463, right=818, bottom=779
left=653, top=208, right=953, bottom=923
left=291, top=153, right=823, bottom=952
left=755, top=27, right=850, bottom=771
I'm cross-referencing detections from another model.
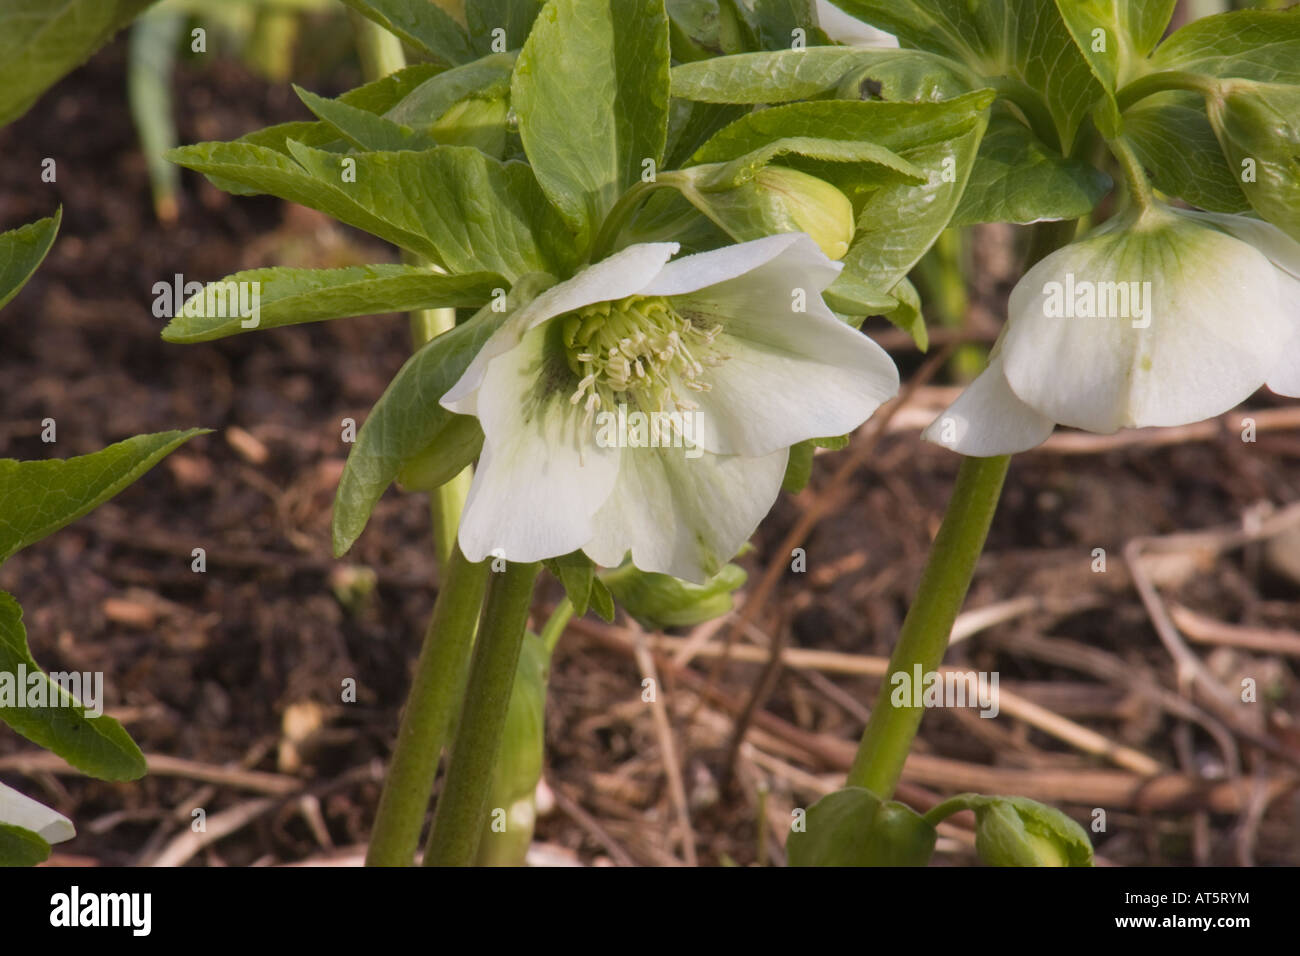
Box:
left=842, top=115, right=987, bottom=291
left=751, top=0, right=827, bottom=51
left=333, top=275, right=554, bottom=555
left=162, top=265, right=502, bottom=343
left=1124, top=92, right=1250, bottom=213
left=695, top=136, right=923, bottom=189
left=788, top=787, right=936, bottom=866
left=340, top=0, right=474, bottom=65
left=467, top=0, right=544, bottom=54
left=0, top=823, right=50, bottom=868
left=1149, top=8, right=1300, bottom=85
left=0, top=0, right=159, bottom=128
left=0, top=210, right=60, bottom=313
left=952, top=112, right=1110, bottom=226
left=168, top=141, right=576, bottom=279
left=0, top=430, right=206, bottom=565
left=830, top=0, right=1103, bottom=151
left=0, top=593, right=146, bottom=782
left=671, top=47, right=971, bottom=105
left=512, top=0, right=671, bottom=246
left=293, top=85, right=437, bottom=152
left=689, top=91, right=993, bottom=166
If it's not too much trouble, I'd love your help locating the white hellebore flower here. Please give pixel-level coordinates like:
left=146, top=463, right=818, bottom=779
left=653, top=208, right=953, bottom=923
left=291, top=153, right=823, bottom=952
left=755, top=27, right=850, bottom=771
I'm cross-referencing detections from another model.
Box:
left=0, top=780, right=75, bottom=845
left=442, top=234, right=899, bottom=583
left=925, top=202, right=1300, bottom=456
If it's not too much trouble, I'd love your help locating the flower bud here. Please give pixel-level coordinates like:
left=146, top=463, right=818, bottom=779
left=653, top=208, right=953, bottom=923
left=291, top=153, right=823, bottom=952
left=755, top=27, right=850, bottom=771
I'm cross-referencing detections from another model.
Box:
left=601, top=562, right=746, bottom=630
left=1207, top=80, right=1300, bottom=240
left=968, top=796, right=1092, bottom=867
left=671, top=164, right=856, bottom=259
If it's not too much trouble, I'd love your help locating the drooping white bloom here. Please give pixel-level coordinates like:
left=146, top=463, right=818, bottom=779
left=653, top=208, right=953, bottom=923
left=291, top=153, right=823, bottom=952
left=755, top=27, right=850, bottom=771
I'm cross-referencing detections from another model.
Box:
left=814, top=0, right=899, bottom=48
left=0, top=780, right=74, bottom=845
left=925, top=203, right=1300, bottom=456
left=443, top=234, right=899, bottom=582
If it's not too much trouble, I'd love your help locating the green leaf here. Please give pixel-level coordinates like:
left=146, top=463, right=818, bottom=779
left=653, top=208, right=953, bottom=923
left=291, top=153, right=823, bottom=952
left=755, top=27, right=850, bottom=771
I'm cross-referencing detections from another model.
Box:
left=692, top=136, right=923, bottom=189
left=467, top=0, right=544, bottom=54
left=384, top=53, right=516, bottom=132
left=830, top=0, right=1103, bottom=151
left=842, top=116, right=988, bottom=291
left=545, top=552, right=596, bottom=617
left=671, top=48, right=972, bottom=105
left=588, top=577, right=616, bottom=622
left=0, top=592, right=146, bottom=782
left=333, top=275, right=554, bottom=556
left=1149, top=9, right=1300, bottom=85
left=168, top=141, right=576, bottom=280
left=689, top=91, right=994, bottom=165
left=0, top=210, right=60, bottom=313
left=339, top=0, right=474, bottom=65
left=512, top=0, right=671, bottom=245
left=0, top=0, right=159, bottom=127
left=952, top=112, right=1110, bottom=226
left=788, top=787, right=936, bottom=866
left=1054, top=0, right=1176, bottom=132
left=822, top=268, right=896, bottom=315
left=1205, top=81, right=1300, bottom=240
left=0, top=823, right=50, bottom=868
left=0, top=430, right=206, bottom=566
left=750, top=0, right=827, bottom=51
left=782, top=440, right=816, bottom=494
left=395, top=414, right=484, bottom=492
left=1124, top=92, right=1250, bottom=213
left=293, top=85, right=437, bottom=152
left=162, top=265, right=502, bottom=343
left=881, top=276, right=927, bottom=350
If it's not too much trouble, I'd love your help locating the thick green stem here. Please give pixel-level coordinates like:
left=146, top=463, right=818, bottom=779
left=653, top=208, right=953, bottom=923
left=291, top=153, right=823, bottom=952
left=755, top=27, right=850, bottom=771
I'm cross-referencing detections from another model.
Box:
left=424, top=562, right=541, bottom=866
left=365, top=546, right=490, bottom=865
left=847, top=455, right=1009, bottom=799
left=349, top=10, right=407, bottom=81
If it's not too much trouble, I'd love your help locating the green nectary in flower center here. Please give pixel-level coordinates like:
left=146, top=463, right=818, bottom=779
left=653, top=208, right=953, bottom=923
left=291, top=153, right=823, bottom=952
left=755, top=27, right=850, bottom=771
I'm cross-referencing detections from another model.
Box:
left=560, top=295, right=727, bottom=426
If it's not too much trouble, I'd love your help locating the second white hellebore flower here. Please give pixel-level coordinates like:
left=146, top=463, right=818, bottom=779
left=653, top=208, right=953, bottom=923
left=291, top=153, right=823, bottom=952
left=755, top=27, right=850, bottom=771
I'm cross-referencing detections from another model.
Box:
left=442, top=234, right=899, bottom=583
left=925, top=202, right=1300, bottom=456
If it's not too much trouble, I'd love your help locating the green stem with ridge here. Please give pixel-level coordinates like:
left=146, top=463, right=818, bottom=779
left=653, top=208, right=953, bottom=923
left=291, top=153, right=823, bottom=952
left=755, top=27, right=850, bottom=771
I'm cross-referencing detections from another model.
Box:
left=846, top=455, right=1009, bottom=799
left=365, top=546, right=489, bottom=865
left=424, top=562, right=542, bottom=866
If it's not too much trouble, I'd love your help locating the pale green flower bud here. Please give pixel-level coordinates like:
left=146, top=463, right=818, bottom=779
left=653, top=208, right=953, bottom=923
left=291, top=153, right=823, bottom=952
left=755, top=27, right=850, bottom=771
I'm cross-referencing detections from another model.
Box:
left=601, top=562, right=747, bottom=630
left=670, top=165, right=856, bottom=259
left=1207, top=79, right=1300, bottom=240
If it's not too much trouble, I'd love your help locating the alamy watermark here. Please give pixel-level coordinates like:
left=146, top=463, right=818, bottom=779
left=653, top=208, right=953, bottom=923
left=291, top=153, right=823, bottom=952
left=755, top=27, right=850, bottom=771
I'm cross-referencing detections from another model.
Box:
left=152, top=273, right=261, bottom=328
left=890, top=664, right=999, bottom=718
left=593, top=403, right=703, bottom=459
left=1042, top=272, right=1152, bottom=328
left=0, top=665, right=103, bottom=717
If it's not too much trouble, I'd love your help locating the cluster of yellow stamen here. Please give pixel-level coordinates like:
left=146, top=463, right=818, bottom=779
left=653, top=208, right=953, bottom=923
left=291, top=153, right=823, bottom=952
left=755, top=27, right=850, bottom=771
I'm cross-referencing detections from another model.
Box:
left=562, top=295, right=727, bottom=437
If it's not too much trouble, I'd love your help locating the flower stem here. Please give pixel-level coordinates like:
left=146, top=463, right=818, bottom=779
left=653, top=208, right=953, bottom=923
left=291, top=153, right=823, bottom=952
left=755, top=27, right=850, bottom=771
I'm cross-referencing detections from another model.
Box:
left=365, top=546, right=489, bottom=865
left=424, top=561, right=541, bottom=866
left=1105, top=135, right=1156, bottom=214
left=1115, top=69, right=1220, bottom=113
left=846, top=454, right=1009, bottom=799
left=589, top=180, right=674, bottom=263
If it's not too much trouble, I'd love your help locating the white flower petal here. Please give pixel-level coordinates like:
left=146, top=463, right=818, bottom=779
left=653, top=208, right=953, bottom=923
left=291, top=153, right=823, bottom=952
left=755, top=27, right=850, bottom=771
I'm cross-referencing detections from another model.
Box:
left=1002, top=215, right=1288, bottom=431
left=686, top=320, right=898, bottom=457
left=640, top=233, right=841, bottom=299
left=815, top=0, right=900, bottom=47
left=583, top=445, right=788, bottom=584
left=457, top=323, right=621, bottom=563
left=922, top=351, right=1056, bottom=455
left=442, top=242, right=679, bottom=412
left=0, top=781, right=74, bottom=845
left=1267, top=272, right=1300, bottom=397
left=1176, top=209, right=1300, bottom=279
